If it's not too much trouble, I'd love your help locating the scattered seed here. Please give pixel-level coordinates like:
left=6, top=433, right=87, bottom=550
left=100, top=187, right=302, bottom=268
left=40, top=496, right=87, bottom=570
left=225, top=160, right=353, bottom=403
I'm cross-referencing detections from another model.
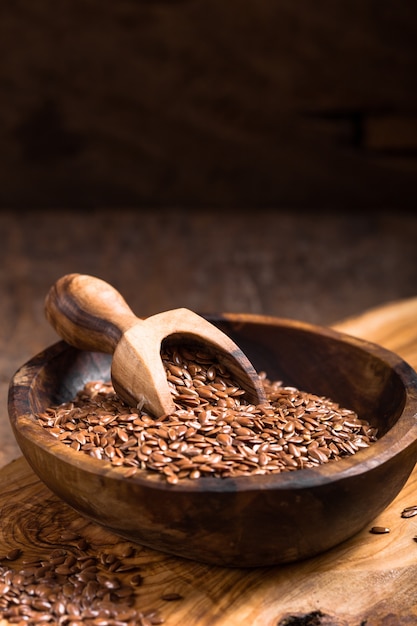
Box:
left=370, top=526, right=390, bottom=534
left=0, top=541, right=163, bottom=625
left=5, top=548, right=22, bottom=561
left=160, top=592, right=183, bottom=601
left=401, top=505, right=417, bottom=518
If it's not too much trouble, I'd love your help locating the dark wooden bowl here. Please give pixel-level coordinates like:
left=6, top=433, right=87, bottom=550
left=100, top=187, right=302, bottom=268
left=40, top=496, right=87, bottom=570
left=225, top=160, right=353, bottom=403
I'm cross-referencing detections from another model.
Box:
left=8, top=314, right=417, bottom=567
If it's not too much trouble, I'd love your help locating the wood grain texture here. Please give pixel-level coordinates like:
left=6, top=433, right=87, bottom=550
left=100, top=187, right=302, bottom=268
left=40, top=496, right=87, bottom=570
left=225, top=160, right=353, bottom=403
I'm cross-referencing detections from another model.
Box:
left=2, top=299, right=417, bottom=624
left=0, top=1, right=416, bottom=209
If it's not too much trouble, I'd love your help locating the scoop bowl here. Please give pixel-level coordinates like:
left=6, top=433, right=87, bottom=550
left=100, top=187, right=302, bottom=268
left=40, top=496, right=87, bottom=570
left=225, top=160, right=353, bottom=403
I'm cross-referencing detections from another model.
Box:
left=8, top=313, right=417, bottom=567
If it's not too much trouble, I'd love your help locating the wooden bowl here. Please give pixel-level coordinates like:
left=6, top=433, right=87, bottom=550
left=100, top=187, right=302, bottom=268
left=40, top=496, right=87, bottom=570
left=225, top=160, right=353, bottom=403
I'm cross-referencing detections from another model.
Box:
left=8, top=314, right=417, bottom=567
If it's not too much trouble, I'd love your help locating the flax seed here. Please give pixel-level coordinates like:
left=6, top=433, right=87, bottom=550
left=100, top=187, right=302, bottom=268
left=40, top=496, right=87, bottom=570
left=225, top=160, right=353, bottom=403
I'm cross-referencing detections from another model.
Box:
left=0, top=543, right=164, bottom=625
left=401, top=505, right=417, bottom=518
left=370, top=526, right=390, bottom=534
left=160, top=592, right=183, bottom=601
left=5, top=549, right=22, bottom=561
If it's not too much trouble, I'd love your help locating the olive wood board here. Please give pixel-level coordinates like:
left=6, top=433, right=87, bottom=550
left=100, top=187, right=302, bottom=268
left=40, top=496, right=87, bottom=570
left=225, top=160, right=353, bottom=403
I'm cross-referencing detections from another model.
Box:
left=2, top=296, right=417, bottom=626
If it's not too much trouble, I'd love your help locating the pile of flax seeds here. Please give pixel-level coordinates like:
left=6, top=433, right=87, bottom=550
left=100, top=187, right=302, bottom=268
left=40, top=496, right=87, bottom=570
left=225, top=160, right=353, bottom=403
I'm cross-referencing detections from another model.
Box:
left=35, top=344, right=378, bottom=484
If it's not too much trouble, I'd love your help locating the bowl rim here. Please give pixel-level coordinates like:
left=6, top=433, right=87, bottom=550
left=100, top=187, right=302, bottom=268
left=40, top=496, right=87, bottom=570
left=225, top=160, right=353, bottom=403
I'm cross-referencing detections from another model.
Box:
left=8, top=313, right=417, bottom=494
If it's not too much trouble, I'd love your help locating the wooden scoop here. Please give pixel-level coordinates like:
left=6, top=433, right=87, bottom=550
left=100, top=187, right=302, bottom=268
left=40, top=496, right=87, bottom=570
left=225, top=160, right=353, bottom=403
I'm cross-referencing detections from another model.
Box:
left=44, top=274, right=266, bottom=417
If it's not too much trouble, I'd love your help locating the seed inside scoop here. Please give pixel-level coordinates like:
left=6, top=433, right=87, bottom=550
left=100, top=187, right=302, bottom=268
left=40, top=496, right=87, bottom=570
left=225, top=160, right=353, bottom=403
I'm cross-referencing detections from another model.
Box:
left=35, top=344, right=378, bottom=483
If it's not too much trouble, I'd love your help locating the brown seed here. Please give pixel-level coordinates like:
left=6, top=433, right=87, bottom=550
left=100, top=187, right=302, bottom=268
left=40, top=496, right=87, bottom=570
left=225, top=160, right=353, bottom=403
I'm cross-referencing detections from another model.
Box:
left=197, top=387, right=216, bottom=400
left=5, top=548, right=22, bottom=561
left=401, top=505, right=417, bottom=514
left=31, top=598, right=52, bottom=611
left=216, top=433, right=233, bottom=446
left=167, top=363, right=184, bottom=378
left=370, top=526, right=390, bottom=534
left=258, top=453, right=269, bottom=466
left=130, top=573, right=144, bottom=586
left=161, top=592, right=184, bottom=601
left=287, top=443, right=301, bottom=458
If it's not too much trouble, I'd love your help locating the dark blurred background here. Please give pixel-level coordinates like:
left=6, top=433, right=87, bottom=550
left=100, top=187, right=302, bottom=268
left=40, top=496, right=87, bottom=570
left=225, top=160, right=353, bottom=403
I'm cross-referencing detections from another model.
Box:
left=0, top=0, right=417, bottom=464
left=1, top=0, right=416, bottom=210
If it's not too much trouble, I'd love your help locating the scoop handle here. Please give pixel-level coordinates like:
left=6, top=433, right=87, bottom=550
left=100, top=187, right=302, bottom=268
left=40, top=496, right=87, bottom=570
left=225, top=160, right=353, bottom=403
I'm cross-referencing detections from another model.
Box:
left=45, top=273, right=139, bottom=354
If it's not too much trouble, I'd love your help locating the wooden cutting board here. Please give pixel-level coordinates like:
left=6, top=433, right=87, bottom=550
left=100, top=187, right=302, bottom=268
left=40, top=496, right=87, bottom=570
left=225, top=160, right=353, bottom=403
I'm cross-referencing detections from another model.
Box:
left=2, top=297, right=417, bottom=626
